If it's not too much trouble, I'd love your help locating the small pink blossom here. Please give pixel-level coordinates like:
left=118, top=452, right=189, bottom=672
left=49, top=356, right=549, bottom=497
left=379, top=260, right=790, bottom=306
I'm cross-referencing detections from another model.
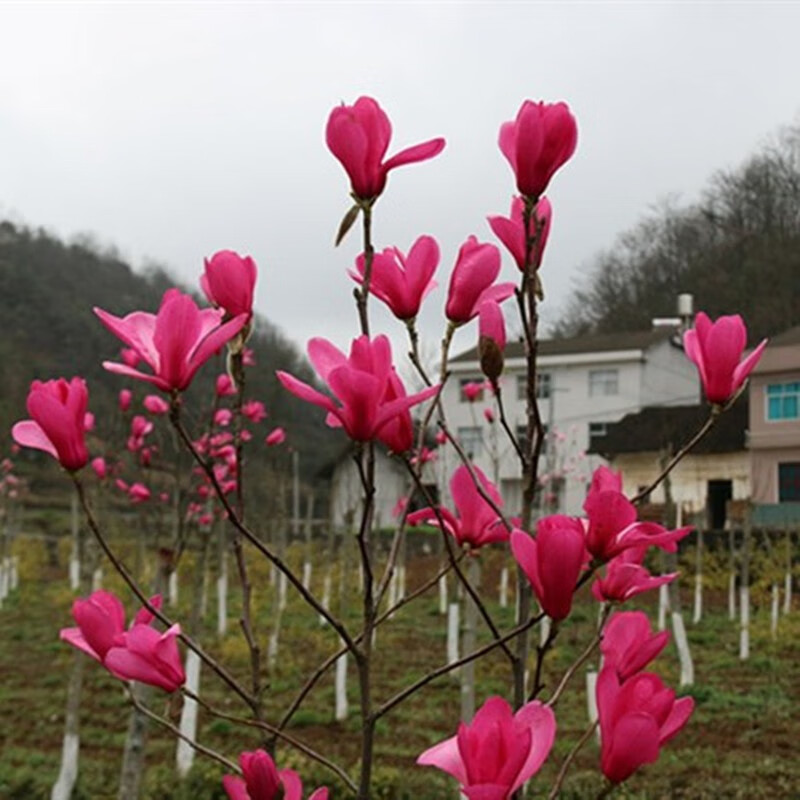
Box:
left=684, top=312, right=767, bottom=405
left=202, top=250, right=257, bottom=322
left=488, top=196, right=552, bottom=271
left=242, top=400, right=267, bottom=423
left=601, top=611, right=670, bottom=682
left=223, top=749, right=329, bottom=800
left=265, top=427, right=286, bottom=446
left=326, top=96, right=445, bottom=200
left=119, top=389, right=133, bottom=413
left=216, top=374, right=237, bottom=397
left=143, top=395, right=169, bottom=415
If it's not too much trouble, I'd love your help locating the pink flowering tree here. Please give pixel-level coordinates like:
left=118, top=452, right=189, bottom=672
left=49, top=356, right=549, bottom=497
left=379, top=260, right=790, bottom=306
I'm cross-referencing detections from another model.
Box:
left=10, top=93, right=770, bottom=800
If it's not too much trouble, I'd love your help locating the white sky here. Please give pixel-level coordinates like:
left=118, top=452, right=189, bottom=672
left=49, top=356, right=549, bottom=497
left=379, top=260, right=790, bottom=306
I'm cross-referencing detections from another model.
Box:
left=1, top=1, right=799, bottom=371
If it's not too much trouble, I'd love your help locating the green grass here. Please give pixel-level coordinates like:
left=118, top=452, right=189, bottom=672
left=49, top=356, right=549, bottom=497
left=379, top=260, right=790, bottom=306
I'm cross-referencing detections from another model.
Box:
left=1, top=534, right=799, bottom=799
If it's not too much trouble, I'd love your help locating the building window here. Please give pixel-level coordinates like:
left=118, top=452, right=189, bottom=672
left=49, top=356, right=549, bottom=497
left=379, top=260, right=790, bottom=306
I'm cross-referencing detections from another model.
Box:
left=457, top=426, right=483, bottom=458
left=589, top=369, right=618, bottom=397
left=766, top=382, right=800, bottom=421
left=517, top=373, right=551, bottom=401
left=778, top=462, right=800, bottom=502
left=588, top=422, right=608, bottom=450
left=460, top=378, right=485, bottom=403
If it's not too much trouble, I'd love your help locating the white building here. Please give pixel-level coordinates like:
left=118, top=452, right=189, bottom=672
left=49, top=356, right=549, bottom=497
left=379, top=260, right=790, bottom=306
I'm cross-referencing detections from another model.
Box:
left=442, top=327, right=700, bottom=516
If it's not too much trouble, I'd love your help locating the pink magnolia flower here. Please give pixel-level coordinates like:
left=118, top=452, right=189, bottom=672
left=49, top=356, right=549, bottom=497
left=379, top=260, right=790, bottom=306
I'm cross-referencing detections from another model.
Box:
left=462, top=381, right=486, bottom=403
left=407, top=465, right=508, bottom=549
left=216, top=373, right=237, bottom=398
left=511, top=516, right=587, bottom=621
left=12, top=377, right=90, bottom=471
left=684, top=312, right=767, bottom=405
left=143, top=394, right=169, bottom=415
left=223, top=749, right=329, bottom=800
left=479, top=300, right=506, bottom=382
left=488, top=196, right=552, bottom=272
left=128, top=483, right=151, bottom=504
left=242, top=400, right=267, bottom=423
left=277, top=335, right=438, bottom=444
left=597, top=667, right=694, bottom=784
left=265, top=427, right=286, bottom=446
left=499, top=100, right=578, bottom=199
left=417, top=696, right=555, bottom=799
left=119, top=389, right=133, bottom=413
left=202, top=250, right=257, bottom=321
left=392, top=496, right=409, bottom=519
left=484, top=407, right=495, bottom=423
left=601, top=611, right=670, bottom=682
left=435, top=430, right=448, bottom=446
left=215, top=409, right=233, bottom=428
left=83, top=412, right=95, bottom=432
left=584, top=488, right=689, bottom=562
left=95, top=289, right=247, bottom=393
left=326, top=96, right=445, bottom=200
left=121, top=348, right=141, bottom=368
left=592, top=548, right=677, bottom=604
left=410, top=446, right=437, bottom=466
left=61, top=591, right=184, bottom=692
left=349, top=235, right=439, bottom=320
left=589, top=465, right=623, bottom=496
left=91, top=456, right=108, bottom=480
left=445, top=236, right=515, bottom=325
left=242, top=348, right=256, bottom=366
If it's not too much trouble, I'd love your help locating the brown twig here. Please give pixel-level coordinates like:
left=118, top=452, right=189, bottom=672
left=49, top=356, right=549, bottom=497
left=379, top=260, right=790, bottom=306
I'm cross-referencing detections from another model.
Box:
left=548, top=720, right=599, bottom=800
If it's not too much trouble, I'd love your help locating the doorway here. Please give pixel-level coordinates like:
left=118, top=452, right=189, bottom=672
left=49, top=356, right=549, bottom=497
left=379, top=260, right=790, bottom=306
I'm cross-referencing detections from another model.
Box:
left=707, top=479, right=733, bottom=530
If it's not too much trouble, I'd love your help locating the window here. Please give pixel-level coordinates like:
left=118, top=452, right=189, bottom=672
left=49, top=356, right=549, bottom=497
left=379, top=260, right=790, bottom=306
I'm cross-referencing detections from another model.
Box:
left=779, top=463, right=800, bottom=502
left=517, top=373, right=551, bottom=401
left=515, top=424, right=547, bottom=455
left=766, top=382, right=800, bottom=421
left=588, top=422, right=608, bottom=450
left=460, top=378, right=485, bottom=403
left=589, top=369, right=619, bottom=397
left=457, top=426, right=483, bottom=458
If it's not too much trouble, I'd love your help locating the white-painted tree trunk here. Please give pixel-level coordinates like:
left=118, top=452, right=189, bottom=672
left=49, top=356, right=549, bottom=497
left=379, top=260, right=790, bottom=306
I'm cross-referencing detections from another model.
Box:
left=447, top=602, right=460, bottom=665
left=268, top=629, right=280, bottom=670
left=586, top=669, right=598, bottom=725
left=438, top=573, right=448, bottom=615
left=319, top=572, right=332, bottom=626
left=168, top=570, right=178, bottom=607
left=728, top=572, right=737, bottom=620
left=397, top=564, right=406, bottom=600
left=10, top=555, right=18, bottom=591
left=0, top=561, right=7, bottom=604
left=387, top=569, right=398, bottom=618
left=692, top=529, right=703, bottom=624
left=176, top=650, right=201, bottom=776
left=51, top=731, right=80, bottom=800
left=658, top=583, right=670, bottom=631
left=499, top=566, right=509, bottom=609
left=92, top=567, right=103, bottom=592
left=540, top=614, right=551, bottom=648
left=69, top=558, right=80, bottom=591
left=739, top=586, right=750, bottom=660
left=785, top=569, right=793, bottom=615
left=671, top=612, right=694, bottom=685
left=335, top=649, right=348, bottom=721
left=216, top=571, right=228, bottom=637
left=771, top=583, right=779, bottom=639
left=278, top=570, right=288, bottom=612
left=302, top=560, right=312, bottom=591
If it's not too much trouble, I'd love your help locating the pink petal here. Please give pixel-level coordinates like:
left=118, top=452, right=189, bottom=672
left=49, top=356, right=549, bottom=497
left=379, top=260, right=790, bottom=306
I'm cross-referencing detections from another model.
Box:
left=308, top=338, right=347, bottom=382
left=11, top=420, right=57, bottom=460
left=276, top=371, right=337, bottom=415
left=382, top=137, right=446, bottom=172
left=417, top=734, right=468, bottom=784
left=222, top=776, right=250, bottom=800
left=512, top=701, right=556, bottom=790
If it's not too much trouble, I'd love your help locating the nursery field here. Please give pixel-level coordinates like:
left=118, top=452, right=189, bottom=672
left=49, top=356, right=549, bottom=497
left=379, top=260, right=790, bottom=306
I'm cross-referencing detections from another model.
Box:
left=0, top=531, right=799, bottom=800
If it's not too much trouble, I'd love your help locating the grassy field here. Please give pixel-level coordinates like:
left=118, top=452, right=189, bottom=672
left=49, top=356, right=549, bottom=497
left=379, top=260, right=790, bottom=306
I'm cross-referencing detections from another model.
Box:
left=0, top=528, right=798, bottom=799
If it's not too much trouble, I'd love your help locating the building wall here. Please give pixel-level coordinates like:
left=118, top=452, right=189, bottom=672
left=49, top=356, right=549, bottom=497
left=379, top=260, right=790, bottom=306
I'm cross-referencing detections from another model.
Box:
left=330, top=450, right=412, bottom=530
left=748, top=369, right=800, bottom=450
left=613, top=451, right=750, bottom=515
left=441, top=341, right=698, bottom=516
left=751, top=446, right=800, bottom=504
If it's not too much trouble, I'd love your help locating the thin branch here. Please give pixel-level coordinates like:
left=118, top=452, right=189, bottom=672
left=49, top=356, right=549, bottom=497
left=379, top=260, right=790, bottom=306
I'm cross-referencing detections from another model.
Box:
left=631, top=409, right=720, bottom=504
left=183, top=688, right=357, bottom=792
left=374, top=612, right=544, bottom=720
left=547, top=605, right=611, bottom=709
left=126, top=686, right=240, bottom=774
left=529, top=619, right=560, bottom=701
left=73, top=475, right=254, bottom=710
left=276, top=557, right=460, bottom=734
left=547, top=720, right=599, bottom=800
left=168, top=402, right=358, bottom=656
left=401, top=457, right=514, bottom=662
left=495, top=385, right=525, bottom=465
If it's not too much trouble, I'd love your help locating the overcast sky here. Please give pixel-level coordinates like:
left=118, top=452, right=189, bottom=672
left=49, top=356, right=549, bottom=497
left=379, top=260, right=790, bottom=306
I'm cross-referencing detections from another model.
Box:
left=1, top=2, right=799, bottom=370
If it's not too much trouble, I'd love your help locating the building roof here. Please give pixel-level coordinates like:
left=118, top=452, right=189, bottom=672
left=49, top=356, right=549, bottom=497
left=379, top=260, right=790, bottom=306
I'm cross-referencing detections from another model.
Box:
left=450, top=327, right=679, bottom=363
left=587, top=397, right=748, bottom=458
left=767, top=324, right=800, bottom=349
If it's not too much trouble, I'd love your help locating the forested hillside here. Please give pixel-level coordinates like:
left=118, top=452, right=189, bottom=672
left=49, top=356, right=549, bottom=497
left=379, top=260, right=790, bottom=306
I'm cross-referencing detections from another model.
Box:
left=556, top=124, right=800, bottom=341
left=0, top=221, right=339, bottom=479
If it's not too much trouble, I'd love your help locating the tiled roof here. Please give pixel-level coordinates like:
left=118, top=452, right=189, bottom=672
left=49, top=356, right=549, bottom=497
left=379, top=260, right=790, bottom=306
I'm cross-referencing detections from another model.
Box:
left=587, top=397, right=747, bottom=457
left=450, top=327, right=679, bottom=363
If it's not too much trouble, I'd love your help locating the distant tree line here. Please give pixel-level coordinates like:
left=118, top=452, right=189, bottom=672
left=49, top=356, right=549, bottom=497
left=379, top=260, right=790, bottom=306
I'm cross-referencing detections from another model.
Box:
left=555, top=123, right=800, bottom=342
